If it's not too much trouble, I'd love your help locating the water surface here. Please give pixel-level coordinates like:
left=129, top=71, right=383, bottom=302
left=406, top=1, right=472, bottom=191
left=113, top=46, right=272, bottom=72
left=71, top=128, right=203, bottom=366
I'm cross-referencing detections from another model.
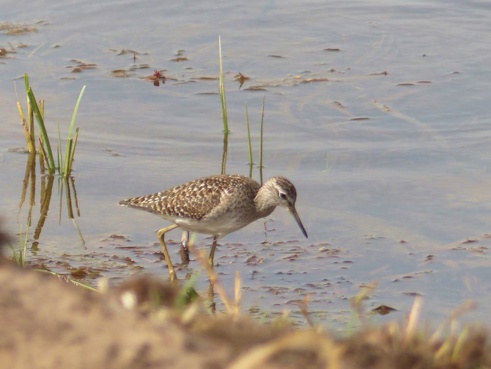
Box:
left=1, top=0, right=491, bottom=328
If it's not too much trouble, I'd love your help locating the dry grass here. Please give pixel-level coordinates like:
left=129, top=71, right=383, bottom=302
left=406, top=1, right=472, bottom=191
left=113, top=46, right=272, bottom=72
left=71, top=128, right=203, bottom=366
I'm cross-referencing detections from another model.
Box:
left=116, top=277, right=490, bottom=369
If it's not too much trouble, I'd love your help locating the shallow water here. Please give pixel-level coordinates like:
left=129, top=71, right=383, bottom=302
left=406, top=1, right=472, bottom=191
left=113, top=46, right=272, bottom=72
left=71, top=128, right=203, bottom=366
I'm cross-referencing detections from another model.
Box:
left=2, top=0, right=491, bottom=329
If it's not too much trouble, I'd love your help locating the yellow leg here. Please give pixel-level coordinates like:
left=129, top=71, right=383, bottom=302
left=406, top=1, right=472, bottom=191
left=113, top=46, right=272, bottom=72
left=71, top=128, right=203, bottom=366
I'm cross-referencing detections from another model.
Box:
left=157, top=224, right=179, bottom=281
left=208, top=236, right=218, bottom=267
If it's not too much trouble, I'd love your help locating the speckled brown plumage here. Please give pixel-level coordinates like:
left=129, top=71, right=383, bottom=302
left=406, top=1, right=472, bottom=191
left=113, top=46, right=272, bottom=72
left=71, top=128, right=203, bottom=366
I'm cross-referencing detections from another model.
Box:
left=120, top=175, right=260, bottom=222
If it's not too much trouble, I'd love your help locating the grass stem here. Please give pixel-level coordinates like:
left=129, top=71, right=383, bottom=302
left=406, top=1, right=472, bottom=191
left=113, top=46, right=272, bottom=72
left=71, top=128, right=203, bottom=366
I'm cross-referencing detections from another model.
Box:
left=219, top=36, right=229, bottom=175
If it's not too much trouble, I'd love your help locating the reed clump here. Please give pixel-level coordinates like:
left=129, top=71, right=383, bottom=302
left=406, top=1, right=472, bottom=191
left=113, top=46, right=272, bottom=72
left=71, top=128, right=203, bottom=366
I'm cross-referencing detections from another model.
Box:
left=16, top=73, right=85, bottom=177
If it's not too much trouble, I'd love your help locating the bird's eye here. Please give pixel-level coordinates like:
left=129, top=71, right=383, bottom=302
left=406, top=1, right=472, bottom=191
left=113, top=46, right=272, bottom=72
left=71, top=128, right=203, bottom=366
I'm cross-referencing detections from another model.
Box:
left=279, top=193, right=287, bottom=200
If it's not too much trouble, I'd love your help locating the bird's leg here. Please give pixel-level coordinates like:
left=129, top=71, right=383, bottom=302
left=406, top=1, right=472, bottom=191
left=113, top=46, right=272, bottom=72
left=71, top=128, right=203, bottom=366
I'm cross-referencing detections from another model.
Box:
left=207, top=280, right=216, bottom=314
left=157, top=224, right=179, bottom=281
left=208, top=236, right=218, bottom=267
left=180, top=231, right=190, bottom=264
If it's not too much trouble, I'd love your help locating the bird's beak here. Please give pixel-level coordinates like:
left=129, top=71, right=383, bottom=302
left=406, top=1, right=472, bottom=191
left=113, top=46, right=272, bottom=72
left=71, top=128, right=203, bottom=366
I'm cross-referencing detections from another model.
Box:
left=289, top=206, right=308, bottom=238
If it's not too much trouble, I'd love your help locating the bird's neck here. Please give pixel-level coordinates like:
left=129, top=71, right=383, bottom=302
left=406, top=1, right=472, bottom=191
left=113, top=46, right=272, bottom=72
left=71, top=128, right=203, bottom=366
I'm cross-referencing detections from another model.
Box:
left=254, top=187, right=277, bottom=218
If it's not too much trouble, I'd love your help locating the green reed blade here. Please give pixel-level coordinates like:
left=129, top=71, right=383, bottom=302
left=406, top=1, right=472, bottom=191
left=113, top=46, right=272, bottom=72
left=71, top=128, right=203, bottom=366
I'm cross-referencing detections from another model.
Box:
left=218, top=36, right=229, bottom=175
left=67, top=128, right=79, bottom=175
left=63, top=85, right=85, bottom=177
left=24, top=74, right=56, bottom=173
left=259, top=97, right=265, bottom=185
left=245, top=103, right=254, bottom=178
left=218, top=36, right=229, bottom=134
left=27, top=88, right=55, bottom=173
left=57, top=124, right=63, bottom=173
left=63, top=139, right=73, bottom=176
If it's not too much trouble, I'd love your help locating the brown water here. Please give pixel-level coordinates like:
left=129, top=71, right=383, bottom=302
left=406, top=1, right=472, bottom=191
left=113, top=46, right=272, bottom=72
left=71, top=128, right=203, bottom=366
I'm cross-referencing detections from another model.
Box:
left=2, top=0, right=491, bottom=329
